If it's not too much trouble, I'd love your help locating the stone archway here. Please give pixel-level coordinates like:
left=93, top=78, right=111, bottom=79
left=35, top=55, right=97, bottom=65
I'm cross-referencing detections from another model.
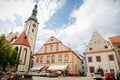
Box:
left=97, top=68, right=104, bottom=76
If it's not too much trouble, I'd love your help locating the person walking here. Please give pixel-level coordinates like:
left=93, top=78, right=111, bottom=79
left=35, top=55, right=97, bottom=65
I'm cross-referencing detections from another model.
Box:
left=110, top=73, right=115, bottom=80
left=105, top=70, right=110, bottom=80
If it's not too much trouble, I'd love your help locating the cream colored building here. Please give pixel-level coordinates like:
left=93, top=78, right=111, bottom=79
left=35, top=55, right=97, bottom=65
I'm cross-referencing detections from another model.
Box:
left=5, top=4, right=39, bottom=72
left=109, top=36, right=120, bottom=69
left=84, top=32, right=119, bottom=76
left=33, top=36, right=82, bottom=76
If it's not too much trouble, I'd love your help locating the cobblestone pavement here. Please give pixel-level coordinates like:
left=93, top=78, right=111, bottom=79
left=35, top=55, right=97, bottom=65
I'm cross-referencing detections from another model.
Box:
left=33, top=76, right=94, bottom=80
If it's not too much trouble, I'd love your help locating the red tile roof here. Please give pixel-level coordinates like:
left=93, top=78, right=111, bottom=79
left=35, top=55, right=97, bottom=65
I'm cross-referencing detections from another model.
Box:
left=12, top=31, right=30, bottom=47
left=109, top=36, right=120, bottom=43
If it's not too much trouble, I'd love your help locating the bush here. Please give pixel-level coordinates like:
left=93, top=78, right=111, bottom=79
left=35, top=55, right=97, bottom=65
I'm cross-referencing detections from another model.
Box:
left=24, top=74, right=32, bottom=78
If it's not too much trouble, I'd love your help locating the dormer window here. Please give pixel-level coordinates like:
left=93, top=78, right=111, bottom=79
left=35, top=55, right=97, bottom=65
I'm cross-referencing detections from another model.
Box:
left=24, top=36, right=27, bottom=39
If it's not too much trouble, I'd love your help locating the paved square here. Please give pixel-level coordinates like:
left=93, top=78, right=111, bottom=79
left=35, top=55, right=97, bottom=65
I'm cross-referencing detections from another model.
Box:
left=33, top=76, right=94, bottom=80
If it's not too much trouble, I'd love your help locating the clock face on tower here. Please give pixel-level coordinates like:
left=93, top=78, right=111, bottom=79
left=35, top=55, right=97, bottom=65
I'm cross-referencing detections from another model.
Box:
left=33, top=24, right=36, bottom=27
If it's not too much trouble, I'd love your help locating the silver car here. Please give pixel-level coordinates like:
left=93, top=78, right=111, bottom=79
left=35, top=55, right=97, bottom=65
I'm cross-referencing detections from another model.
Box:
left=93, top=72, right=102, bottom=80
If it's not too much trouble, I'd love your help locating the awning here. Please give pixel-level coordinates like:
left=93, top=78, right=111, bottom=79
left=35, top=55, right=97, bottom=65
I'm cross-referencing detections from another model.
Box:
left=47, top=64, right=68, bottom=70
left=30, top=65, right=44, bottom=71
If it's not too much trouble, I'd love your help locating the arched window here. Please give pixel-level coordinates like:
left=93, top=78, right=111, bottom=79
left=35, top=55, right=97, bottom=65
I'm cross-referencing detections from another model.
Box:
left=32, top=29, right=34, bottom=32
left=47, top=56, right=50, bottom=63
left=15, top=47, right=19, bottom=52
left=40, top=56, right=43, bottom=63
left=58, top=55, right=62, bottom=61
left=21, top=48, right=27, bottom=64
left=51, top=55, right=55, bottom=63
left=65, top=54, right=68, bottom=61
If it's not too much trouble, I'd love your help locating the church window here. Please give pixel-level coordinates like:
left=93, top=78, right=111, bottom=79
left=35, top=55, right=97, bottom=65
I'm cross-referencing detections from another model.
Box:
left=104, top=46, right=108, bottom=49
left=24, top=36, right=27, bottom=39
left=89, top=66, right=95, bottom=73
left=88, top=57, right=92, bottom=62
left=108, top=55, right=114, bottom=61
left=15, top=47, right=19, bottom=52
left=51, top=55, right=55, bottom=63
left=47, top=56, right=50, bottom=63
left=96, top=56, right=101, bottom=62
left=10, top=38, right=14, bottom=42
left=21, top=48, right=27, bottom=64
left=32, top=29, right=34, bottom=32
left=14, top=36, right=17, bottom=39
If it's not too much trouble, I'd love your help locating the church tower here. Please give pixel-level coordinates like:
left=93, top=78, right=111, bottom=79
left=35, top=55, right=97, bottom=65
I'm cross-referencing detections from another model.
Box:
left=24, top=4, right=39, bottom=53
left=8, top=4, right=39, bottom=72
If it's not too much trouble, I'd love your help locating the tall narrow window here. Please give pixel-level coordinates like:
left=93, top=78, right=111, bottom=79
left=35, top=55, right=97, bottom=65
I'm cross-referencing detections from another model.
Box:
left=109, top=55, right=114, bottom=61
left=58, top=55, right=62, bottom=61
left=36, top=57, right=39, bottom=63
left=47, top=56, right=50, bottom=63
left=32, top=29, right=34, bottom=32
left=65, top=54, right=68, bottom=61
left=50, top=45, right=53, bottom=52
left=88, top=57, right=92, bottom=62
left=21, top=48, right=27, bottom=64
left=96, top=56, right=101, bottom=62
left=51, top=55, right=55, bottom=63
left=89, top=66, right=95, bottom=73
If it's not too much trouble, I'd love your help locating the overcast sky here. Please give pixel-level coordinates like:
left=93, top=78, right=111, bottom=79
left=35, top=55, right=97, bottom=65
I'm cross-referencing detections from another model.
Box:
left=0, top=0, right=120, bottom=55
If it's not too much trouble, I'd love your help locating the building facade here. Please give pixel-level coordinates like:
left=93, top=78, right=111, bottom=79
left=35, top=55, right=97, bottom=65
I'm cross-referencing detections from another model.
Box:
left=84, top=32, right=119, bottom=76
left=33, top=36, right=82, bottom=76
left=5, top=4, right=39, bottom=72
left=109, top=36, right=120, bottom=69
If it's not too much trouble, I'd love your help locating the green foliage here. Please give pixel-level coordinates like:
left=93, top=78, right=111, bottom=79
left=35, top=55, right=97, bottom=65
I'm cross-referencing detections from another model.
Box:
left=24, top=74, right=32, bottom=78
left=0, top=35, right=19, bottom=71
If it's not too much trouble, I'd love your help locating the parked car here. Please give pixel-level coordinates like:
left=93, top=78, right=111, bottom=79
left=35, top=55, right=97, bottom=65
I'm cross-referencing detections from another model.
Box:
left=39, top=72, right=47, bottom=77
left=49, top=72, right=58, bottom=77
left=93, top=72, right=102, bottom=80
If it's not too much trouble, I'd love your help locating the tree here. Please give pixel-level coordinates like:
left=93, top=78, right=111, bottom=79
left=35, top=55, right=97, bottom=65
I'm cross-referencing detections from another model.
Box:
left=0, top=35, right=18, bottom=71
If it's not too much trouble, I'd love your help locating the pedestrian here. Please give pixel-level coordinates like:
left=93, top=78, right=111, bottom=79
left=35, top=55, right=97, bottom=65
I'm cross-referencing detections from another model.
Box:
left=110, top=73, right=115, bottom=80
left=105, top=70, right=110, bottom=80
left=116, top=70, right=120, bottom=80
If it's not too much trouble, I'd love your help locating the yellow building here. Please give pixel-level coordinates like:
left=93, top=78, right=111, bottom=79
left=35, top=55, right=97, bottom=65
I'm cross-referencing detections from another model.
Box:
left=33, top=36, right=82, bottom=76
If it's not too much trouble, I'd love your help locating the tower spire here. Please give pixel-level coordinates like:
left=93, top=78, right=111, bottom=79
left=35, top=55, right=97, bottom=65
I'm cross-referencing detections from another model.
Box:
left=27, top=4, right=38, bottom=23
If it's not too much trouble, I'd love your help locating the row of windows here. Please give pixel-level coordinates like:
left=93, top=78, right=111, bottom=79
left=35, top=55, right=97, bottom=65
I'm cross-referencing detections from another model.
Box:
left=88, top=54, right=114, bottom=62
left=89, top=66, right=115, bottom=73
left=36, top=54, right=69, bottom=63
left=89, top=45, right=108, bottom=51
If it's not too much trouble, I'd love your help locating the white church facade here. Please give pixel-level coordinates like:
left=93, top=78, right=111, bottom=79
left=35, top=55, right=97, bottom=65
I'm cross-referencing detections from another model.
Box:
left=5, top=4, right=39, bottom=72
